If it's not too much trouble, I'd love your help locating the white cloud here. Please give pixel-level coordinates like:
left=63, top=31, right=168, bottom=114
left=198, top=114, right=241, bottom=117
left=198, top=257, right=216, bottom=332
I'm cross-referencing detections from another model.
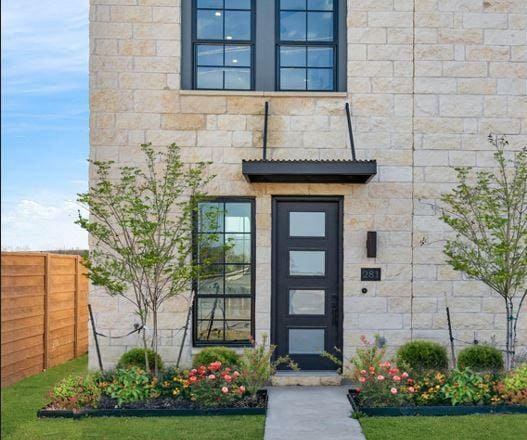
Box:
left=1, top=0, right=88, bottom=95
left=1, top=197, right=88, bottom=250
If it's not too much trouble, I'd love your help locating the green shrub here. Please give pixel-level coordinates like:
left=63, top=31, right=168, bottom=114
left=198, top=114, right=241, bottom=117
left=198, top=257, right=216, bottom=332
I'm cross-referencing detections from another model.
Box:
left=48, top=374, right=101, bottom=410
left=396, top=340, right=448, bottom=372
left=442, top=369, right=493, bottom=405
left=104, top=368, right=160, bottom=405
left=116, top=348, right=163, bottom=371
left=240, top=335, right=298, bottom=394
left=457, top=345, right=503, bottom=371
left=193, top=347, right=241, bottom=368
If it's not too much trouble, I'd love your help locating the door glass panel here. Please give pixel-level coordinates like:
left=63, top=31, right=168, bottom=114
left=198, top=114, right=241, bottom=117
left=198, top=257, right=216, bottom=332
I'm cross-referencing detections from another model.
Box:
left=289, top=329, right=325, bottom=354
left=289, top=250, right=325, bottom=276
left=289, top=289, right=325, bottom=315
left=289, top=211, right=325, bottom=237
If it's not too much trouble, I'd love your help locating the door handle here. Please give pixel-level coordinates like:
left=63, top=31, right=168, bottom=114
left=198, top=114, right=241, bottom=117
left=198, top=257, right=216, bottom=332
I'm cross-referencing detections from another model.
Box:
left=331, top=302, right=338, bottom=326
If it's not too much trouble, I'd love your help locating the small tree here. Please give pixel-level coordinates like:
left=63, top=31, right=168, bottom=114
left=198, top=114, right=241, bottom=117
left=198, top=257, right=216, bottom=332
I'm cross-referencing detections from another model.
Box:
left=77, top=143, right=214, bottom=375
left=440, top=135, right=527, bottom=369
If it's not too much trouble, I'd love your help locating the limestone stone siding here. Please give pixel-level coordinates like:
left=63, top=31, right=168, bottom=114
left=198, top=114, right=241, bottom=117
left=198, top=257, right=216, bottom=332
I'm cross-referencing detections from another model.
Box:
left=89, top=0, right=527, bottom=369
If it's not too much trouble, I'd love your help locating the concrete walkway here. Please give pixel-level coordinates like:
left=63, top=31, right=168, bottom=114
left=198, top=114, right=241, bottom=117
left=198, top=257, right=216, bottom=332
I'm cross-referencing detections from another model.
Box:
left=264, top=386, right=365, bottom=440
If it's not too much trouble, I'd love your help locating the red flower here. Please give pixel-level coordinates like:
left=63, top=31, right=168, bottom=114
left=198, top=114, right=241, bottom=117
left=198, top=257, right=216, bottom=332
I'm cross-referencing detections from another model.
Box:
left=224, top=375, right=232, bottom=383
left=189, top=376, right=197, bottom=383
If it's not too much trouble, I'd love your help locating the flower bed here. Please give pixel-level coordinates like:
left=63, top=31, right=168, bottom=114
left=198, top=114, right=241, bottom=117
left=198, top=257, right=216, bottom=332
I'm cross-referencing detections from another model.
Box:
left=38, top=390, right=267, bottom=418
left=37, top=361, right=268, bottom=418
left=346, top=361, right=527, bottom=417
left=347, top=389, right=527, bottom=417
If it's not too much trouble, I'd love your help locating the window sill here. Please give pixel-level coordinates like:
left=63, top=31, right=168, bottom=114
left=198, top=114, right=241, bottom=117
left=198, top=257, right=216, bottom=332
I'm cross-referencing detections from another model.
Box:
left=179, top=90, right=348, bottom=98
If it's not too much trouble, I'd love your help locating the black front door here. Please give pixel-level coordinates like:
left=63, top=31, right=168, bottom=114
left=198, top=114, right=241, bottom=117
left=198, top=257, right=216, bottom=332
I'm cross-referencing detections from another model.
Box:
left=272, top=197, right=342, bottom=370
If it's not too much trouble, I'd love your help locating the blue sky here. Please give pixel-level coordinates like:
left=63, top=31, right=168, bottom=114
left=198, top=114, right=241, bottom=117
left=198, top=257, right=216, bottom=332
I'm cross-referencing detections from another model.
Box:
left=1, top=0, right=89, bottom=250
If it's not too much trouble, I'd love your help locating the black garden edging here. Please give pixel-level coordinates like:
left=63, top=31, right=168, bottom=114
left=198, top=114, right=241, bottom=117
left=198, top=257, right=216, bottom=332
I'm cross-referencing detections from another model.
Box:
left=37, top=390, right=267, bottom=419
left=347, top=389, right=527, bottom=417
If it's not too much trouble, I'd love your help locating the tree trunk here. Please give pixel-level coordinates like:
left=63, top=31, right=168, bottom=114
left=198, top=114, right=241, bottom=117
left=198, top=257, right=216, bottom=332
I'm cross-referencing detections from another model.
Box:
left=142, top=324, right=150, bottom=372
left=505, top=298, right=514, bottom=370
left=153, top=307, right=159, bottom=377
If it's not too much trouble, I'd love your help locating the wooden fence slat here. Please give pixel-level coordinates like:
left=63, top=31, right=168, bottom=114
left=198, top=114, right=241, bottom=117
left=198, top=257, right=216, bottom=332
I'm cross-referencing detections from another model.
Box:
left=1, top=253, right=88, bottom=387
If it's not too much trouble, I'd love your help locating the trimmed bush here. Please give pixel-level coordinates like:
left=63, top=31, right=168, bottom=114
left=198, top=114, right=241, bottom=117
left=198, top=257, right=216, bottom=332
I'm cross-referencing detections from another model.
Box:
left=116, top=348, right=163, bottom=371
left=193, top=347, right=241, bottom=368
left=396, top=340, right=448, bottom=372
left=457, top=345, right=503, bottom=371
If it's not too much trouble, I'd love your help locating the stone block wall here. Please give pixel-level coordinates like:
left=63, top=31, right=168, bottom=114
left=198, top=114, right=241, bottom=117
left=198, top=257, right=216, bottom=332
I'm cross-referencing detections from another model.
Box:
left=89, top=0, right=526, bottom=369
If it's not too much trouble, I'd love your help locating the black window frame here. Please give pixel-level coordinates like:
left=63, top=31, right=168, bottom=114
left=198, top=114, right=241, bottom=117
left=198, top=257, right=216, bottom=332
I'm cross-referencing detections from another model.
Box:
left=191, top=0, right=256, bottom=91
left=182, top=0, right=347, bottom=91
left=192, top=197, right=256, bottom=347
left=276, top=0, right=338, bottom=92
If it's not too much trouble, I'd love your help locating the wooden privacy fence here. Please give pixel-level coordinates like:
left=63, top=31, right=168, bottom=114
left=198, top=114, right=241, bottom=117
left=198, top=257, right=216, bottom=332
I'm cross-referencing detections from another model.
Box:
left=1, top=253, right=88, bottom=387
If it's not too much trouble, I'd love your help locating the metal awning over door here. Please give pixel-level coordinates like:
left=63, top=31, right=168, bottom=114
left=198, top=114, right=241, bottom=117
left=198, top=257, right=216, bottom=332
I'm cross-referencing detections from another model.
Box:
left=241, top=102, right=377, bottom=184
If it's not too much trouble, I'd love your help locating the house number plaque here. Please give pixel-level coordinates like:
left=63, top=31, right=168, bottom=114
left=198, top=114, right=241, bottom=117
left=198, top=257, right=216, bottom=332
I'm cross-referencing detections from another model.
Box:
left=361, top=268, right=381, bottom=281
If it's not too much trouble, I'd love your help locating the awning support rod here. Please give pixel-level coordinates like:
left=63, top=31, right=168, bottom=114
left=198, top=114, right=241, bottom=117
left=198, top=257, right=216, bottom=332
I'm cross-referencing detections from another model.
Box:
left=345, top=102, right=357, bottom=161
left=263, top=101, right=269, bottom=160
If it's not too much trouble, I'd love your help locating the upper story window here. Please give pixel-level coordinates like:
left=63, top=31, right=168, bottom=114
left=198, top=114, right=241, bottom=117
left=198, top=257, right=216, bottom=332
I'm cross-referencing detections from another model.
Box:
left=182, top=0, right=346, bottom=92
left=278, top=0, right=336, bottom=91
left=194, top=0, right=254, bottom=90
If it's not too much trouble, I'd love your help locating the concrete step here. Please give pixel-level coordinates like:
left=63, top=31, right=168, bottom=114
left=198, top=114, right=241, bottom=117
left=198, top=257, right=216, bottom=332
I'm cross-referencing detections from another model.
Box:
left=271, top=371, right=342, bottom=386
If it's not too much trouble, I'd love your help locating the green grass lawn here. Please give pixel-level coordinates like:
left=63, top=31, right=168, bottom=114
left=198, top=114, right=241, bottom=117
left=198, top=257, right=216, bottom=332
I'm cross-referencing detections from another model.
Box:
left=360, top=413, right=527, bottom=440
left=1, top=355, right=265, bottom=440
left=3, top=357, right=526, bottom=440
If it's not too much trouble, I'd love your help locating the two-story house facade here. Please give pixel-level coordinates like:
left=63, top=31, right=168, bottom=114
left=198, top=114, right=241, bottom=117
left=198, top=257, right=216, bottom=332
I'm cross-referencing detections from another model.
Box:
left=89, top=0, right=526, bottom=370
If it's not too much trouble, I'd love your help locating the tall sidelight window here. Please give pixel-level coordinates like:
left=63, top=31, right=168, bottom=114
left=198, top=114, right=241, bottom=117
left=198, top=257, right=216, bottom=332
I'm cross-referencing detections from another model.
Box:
left=193, top=0, right=254, bottom=90
left=194, top=199, right=254, bottom=345
left=278, top=0, right=336, bottom=91
left=182, top=0, right=346, bottom=91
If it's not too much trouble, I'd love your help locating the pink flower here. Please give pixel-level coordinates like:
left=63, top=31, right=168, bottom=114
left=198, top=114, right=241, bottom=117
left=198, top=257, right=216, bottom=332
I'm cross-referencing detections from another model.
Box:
left=408, top=386, right=415, bottom=393
left=224, top=375, right=232, bottom=382
left=239, top=385, right=246, bottom=394
left=377, top=375, right=385, bottom=381
left=189, top=376, right=197, bottom=383
left=393, top=375, right=401, bottom=382
left=401, top=372, right=409, bottom=379
left=209, top=361, right=222, bottom=371
left=360, top=370, right=367, bottom=375
left=359, top=377, right=366, bottom=383
left=391, top=387, right=398, bottom=395
left=233, top=371, right=240, bottom=378
left=221, top=387, right=229, bottom=394
left=191, top=369, right=197, bottom=374
left=355, top=387, right=361, bottom=393
left=208, top=374, right=216, bottom=380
